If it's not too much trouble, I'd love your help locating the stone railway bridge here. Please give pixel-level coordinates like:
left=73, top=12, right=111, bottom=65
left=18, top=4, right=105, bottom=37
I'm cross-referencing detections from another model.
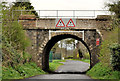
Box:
left=19, top=15, right=111, bottom=71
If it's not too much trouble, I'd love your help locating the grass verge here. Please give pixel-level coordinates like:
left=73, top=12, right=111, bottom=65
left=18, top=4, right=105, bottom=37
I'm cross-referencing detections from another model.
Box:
left=49, top=60, right=65, bottom=71
left=68, top=59, right=90, bottom=64
left=87, top=62, right=120, bottom=79
left=2, top=62, right=47, bottom=79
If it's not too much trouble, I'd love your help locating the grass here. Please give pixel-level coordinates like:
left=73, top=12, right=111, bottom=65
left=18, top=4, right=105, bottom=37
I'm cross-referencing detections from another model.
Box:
left=0, top=64, right=2, bottom=81
left=2, top=62, right=47, bottom=79
left=87, top=62, right=120, bottom=79
left=2, top=60, right=65, bottom=79
left=49, top=60, right=65, bottom=71
left=68, top=59, right=90, bottom=64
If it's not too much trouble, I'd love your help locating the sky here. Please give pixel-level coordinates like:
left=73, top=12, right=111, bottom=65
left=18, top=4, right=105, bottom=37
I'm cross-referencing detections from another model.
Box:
left=2, top=0, right=114, bottom=18
left=30, top=0, right=108, bottom=10
left=2, top=0, right=112, bottom=10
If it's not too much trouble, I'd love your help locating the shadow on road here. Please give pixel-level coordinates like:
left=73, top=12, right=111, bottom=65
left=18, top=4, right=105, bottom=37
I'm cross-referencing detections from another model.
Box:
left=47, top=66, right=91, bottom=74
left=47, top=70, right=88, bottom=74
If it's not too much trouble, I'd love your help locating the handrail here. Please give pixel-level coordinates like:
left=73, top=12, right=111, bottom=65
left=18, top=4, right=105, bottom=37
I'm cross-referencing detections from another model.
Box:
left=12, top=10, right=110, bottom=19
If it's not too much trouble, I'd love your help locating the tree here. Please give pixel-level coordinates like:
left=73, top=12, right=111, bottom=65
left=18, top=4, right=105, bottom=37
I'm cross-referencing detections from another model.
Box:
left=2, top=2, right=30, bottom=66
left=98, top=1, right=119, bottom=66
left=76, top=42, right=83, bottom=59
left=51, top=43, right=59, bottom=54
left=64, top=38, right=76, bottom=57
left=11, top=1, right=38, bottom=17
left=108, top=1, right=120, bottom=19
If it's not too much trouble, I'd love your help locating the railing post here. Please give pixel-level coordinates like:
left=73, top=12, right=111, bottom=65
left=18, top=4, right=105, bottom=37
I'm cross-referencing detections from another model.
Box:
left=94, top=10, right=95, bottom=18
left=73, top=10, right=75, bottom=18
left=11, top=10, right=109, bottom=19
left=57, top=10, right=58, bottom=18
left=39, top=10, right=40, bottom=18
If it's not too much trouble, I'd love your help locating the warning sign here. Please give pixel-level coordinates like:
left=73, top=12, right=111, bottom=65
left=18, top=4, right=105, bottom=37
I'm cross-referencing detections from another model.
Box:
left=66, top=19, right=75, bottom=27
left=56, top=19, right=65, bottom=27
left=55, top=18, right=76, bottom=28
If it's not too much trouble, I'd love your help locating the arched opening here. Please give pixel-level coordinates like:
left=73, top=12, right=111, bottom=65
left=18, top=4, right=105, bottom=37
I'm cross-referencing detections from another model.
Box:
left=42, top=34, right=91, bottom=72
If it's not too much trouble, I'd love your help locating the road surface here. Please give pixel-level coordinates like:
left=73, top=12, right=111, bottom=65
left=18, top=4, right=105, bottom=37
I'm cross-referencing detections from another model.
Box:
left=27, top=60, right=92, bottom=79
left=55, top=60, right=90, bottom=73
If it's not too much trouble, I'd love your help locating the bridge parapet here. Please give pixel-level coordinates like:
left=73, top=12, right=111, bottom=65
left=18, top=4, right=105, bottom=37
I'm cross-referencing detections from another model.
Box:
left=19, top=15, right=111, bottom=30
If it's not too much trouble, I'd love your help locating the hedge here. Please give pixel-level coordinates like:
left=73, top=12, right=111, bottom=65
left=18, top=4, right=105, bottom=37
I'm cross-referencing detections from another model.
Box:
left=110, top=43, right=120, bottom=71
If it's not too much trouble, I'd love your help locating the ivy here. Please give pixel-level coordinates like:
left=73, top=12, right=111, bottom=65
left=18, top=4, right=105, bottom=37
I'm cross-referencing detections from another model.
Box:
left=109, top=43, right=120, bottom=71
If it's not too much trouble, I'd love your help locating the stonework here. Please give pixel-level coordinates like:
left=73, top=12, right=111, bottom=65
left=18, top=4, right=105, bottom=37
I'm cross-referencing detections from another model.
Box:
left=19, top=15, right=111, bottom=70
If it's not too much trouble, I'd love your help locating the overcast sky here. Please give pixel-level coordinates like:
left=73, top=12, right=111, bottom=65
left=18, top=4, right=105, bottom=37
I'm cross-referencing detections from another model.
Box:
left=3, top=0, right=113, bottom=10
left=31, top=0, right=109, bottom=10
left=2, top=0, right=116, bottom=18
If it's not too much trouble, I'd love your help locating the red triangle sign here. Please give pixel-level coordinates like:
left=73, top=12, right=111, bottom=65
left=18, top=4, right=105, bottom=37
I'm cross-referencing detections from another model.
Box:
left=66, top=19, right=75, bottom=27
left=56, top=19, right=65, bottom=27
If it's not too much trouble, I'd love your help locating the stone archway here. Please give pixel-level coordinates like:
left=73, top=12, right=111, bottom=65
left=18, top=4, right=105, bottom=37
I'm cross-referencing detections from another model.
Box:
left=24, top=29, right=101, bottom=70
left=42, top=34, right=92, bottom=71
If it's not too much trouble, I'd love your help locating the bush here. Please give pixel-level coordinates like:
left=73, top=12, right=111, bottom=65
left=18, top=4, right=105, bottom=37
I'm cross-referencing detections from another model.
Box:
left=23, top=52, right=32, bottom=63
left=110, top=43, right=120, bottom=71
left=2, top=62, right=46, bottom=79
left=2, top=2, right=31, bottom=67
left=83, top=53, right=90, bottom=59
left=65, top=56, right=73, bottom=59
left=87, top=62, right=120, bottom=79
left=99, top=27, right=118, bottom=65
left=2, top=66, right=22, bottom=79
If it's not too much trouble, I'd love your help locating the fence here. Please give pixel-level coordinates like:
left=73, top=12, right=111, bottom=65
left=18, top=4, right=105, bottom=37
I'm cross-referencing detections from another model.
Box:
left=12, top=10, right=110, bottom=19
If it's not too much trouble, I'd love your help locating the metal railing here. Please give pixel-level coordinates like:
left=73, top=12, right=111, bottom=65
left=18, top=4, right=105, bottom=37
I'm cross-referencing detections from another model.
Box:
left=12, top=10, right=110, bottom=19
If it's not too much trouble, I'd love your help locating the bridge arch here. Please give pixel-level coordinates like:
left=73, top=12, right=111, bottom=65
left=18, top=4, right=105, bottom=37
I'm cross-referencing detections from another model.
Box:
left=42, top=34, right=91, bottom=71
left=18, top=14, right=111, bottom=72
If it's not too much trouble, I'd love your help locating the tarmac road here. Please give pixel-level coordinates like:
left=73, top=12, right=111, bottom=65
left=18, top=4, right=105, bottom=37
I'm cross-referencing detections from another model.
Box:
left=55, top=60, right=90, bottom=73
left=27, top=60, right=93, bottom=79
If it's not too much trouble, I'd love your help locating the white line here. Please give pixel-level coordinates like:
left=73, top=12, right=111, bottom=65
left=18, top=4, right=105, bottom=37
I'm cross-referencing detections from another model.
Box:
left=50, top=31, right=84, bottom=33
left=83, top=31, right=84, bottom=41
left=49, top=30, right=84, bottom=41
left=49, top=30, right=51, bottom=40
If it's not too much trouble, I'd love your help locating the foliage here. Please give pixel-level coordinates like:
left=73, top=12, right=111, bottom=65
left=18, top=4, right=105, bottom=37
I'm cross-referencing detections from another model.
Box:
left=109, top=43, right=120, bottom=71
left=107, top=1, right=120, bottom=18
left=2, top=62, right=46, bottom=79
left=49, top=60, right=65, bottom=71
left=1, top=2, right=41, bottom=79
left=99, top=27, right=118, bottom=65
left=87, top=62, right=120, bottom=79
left=83, top=53, right=90, bottom=59
left=65, top=56, right=73, bottom=59
left=73, top=49, right=77, bottom=59
left=12, top=1, right=38, bottom=17
left=64, top=38, right=76, bottom=49
left=51, top=43, right=59, bottom=53
left=2, top=66, right=22, bottom=79
left=78, top=49, right=83, bottom=58
left=88, top=1, right=120, bottom=79
left=2, top=2, right=31, bottom=67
